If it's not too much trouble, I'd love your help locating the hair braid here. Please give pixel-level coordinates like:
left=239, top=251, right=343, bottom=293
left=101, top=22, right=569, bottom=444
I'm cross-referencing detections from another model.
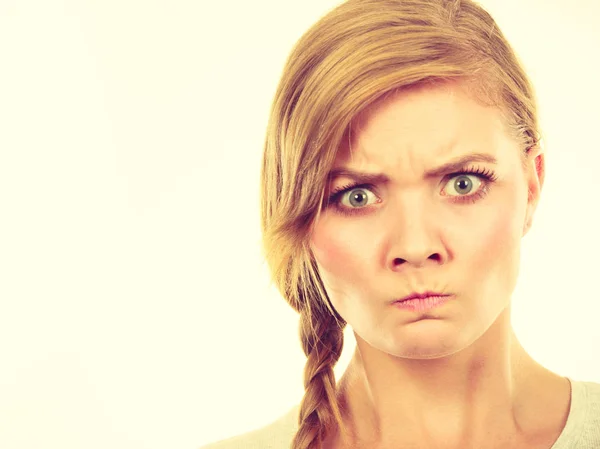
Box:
left=291, top=304, right=347, bottom=449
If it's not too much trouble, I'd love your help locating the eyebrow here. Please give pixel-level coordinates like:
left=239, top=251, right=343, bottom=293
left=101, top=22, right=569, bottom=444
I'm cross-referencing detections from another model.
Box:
left=327, top=153, right=498, bottom=183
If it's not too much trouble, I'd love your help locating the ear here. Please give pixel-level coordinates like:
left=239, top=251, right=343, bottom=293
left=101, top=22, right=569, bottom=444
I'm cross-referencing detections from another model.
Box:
left=522, top=143, right=545, bottom=236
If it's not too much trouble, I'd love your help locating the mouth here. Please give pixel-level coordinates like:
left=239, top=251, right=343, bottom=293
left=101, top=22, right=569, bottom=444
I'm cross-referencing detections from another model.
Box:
left=395, top=291, right=450, bottom=303
left=392, top=292, right=453, bottom=312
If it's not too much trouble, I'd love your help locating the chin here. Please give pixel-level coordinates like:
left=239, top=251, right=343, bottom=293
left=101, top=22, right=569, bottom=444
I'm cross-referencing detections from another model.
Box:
left=384, top=321, right=470, bottom=359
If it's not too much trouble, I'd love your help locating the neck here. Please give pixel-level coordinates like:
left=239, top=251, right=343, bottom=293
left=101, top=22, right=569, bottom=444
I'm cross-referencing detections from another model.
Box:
left=333, top=307, right=568, bottom=448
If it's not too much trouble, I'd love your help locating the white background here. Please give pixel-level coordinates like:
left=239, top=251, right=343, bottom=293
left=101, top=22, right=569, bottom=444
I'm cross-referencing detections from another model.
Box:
left=0, top=0, right=599, bottom=448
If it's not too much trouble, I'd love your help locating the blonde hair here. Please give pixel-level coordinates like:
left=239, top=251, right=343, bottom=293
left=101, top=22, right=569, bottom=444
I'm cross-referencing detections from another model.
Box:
left=260, top=1, right=542, bottom=448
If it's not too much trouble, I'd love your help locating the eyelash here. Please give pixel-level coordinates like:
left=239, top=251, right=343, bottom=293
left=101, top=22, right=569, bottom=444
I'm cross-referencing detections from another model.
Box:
left=326, top=166, right=499, bottom=217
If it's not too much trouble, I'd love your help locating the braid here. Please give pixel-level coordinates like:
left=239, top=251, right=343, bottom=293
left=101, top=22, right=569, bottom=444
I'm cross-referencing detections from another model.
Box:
left=291, top=305, right=347, bottom=449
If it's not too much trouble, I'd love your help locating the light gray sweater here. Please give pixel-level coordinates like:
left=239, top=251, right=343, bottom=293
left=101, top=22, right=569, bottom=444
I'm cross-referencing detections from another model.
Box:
left=201, top=378, right=600, bottom=448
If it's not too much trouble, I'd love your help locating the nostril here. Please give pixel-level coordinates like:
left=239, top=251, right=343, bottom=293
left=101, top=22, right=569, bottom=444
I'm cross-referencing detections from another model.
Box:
left=392, top=253, right=441, bottom=267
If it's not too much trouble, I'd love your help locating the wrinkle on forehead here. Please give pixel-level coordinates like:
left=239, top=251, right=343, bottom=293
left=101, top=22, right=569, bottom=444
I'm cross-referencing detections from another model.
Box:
left=337, top=82, right=507, bottom=172
left=343, top=84, right=454, bottom=159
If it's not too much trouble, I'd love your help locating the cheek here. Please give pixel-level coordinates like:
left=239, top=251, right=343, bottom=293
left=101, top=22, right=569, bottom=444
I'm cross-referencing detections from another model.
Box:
left=463, top=197, right=524, bottom=284
left=310, top=218, right=373, bottom=289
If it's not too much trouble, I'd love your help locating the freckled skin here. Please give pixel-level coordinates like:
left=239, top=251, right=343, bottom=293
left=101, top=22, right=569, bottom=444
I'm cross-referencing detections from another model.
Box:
left=310, top=82, right=533, bottom=359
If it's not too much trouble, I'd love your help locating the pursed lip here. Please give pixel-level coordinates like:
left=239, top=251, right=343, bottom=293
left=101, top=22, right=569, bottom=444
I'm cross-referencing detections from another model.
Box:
left=395, top=291, right=450, bottom=302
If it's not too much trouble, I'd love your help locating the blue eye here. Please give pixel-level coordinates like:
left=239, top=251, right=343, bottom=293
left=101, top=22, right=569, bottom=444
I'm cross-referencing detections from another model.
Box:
left=326, top=166, right=498, bottom=217
left=339, top=187, right=378, bottom=209
left=443, top=174, right=483, bottom=197
left=326, top=183, right=379, bottom=216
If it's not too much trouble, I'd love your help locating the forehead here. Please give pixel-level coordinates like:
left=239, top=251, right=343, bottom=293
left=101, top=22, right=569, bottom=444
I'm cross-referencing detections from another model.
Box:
left=336, top=82, right=510, bottom=166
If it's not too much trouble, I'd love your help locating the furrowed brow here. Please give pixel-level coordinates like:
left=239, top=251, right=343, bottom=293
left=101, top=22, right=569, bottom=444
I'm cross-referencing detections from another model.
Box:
left=327, top=153, right=497, bottom=183
left=424, top=153, right=498, bottom=177
left=326, top=169, right=389, bottom=184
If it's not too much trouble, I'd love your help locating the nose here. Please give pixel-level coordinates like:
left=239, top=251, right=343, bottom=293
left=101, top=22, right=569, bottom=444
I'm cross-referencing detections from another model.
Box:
left=385, top=194, right=447, bottom=271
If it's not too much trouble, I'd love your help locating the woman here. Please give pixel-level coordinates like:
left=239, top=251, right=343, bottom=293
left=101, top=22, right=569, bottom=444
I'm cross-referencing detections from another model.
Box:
left=202, top=0, right=600, bottom=448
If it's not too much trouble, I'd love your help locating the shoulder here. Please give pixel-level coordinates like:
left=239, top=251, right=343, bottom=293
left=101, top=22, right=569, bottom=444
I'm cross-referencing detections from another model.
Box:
left=199, top=404, right=300, bottom=449
left=553, top=379, right=600, bottom=448
left=577, top=380, right=600, bottom=442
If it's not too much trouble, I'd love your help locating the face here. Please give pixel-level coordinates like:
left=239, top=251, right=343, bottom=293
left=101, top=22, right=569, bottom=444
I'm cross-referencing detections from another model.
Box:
left=309, top=82, right=543, bottom=359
